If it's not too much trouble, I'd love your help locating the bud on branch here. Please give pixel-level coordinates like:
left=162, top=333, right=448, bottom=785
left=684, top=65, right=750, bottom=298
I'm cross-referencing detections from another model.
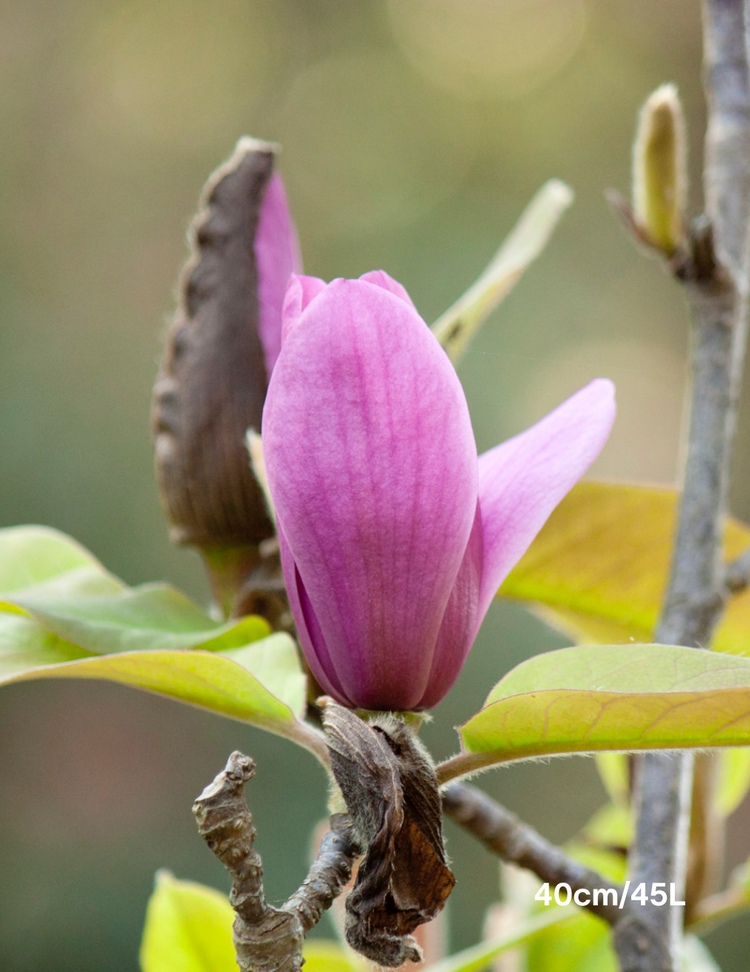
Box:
left=152, top=138, right=301, bottom=617
left=633, top=83, right=688, bottom=256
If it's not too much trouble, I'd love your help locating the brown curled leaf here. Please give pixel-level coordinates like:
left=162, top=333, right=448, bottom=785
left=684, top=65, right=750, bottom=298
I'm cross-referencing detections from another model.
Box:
left=152, top=138, right=279, bottom=549
left=322, top=702, right=455, bottom=967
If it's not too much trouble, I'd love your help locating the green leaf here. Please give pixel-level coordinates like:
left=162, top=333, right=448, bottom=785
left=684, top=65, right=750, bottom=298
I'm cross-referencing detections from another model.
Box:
left=0, top=525, right=124, bottom=608
left=0, top=642, right=318, bottom=749
left=423, top=910, right=573, bottom=972
left=0, top=525, right=108, bottom=591
left=526, top=909, right=615, bottom=972
left=594, top=752, right=630, bottom=807
left=499, top=482, right=750, bottom=656
left=431, top=180, right=573, bottom=363
left=0, top=525, right=324, bottom=758
left=689, top=857, right=750, bottom=935
left=140, top=871, right=236, bottom=972
left=453, top=645, right=750, bottom=775
left=0, top=526, right=271, bottom=658
left=0, top=612, right=93, bottom=677
left=10, top=583, right=271, bottom=655
left=303, top=942, right=365, bottom=972
left=223, top=634, right=307, bottom=717
left=715, top=747, right=750, bottom=817
left=580, top=803, right=632, bottom=851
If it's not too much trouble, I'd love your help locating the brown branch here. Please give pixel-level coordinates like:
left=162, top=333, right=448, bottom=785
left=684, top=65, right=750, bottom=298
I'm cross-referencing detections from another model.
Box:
left=442, top=782, right=625, bottom=925
left=613, top=3, right=750, bottom=971
left=192, top=751, right=358, bottom=972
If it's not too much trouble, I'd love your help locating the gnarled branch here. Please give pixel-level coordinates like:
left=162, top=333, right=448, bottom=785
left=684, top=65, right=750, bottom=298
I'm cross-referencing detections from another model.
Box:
left=193, top=751, right=358, bottom=972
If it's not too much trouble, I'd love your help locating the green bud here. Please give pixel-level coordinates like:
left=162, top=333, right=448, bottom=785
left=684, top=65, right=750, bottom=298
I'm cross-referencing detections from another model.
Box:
left=632, top=83, right=687, bottom=255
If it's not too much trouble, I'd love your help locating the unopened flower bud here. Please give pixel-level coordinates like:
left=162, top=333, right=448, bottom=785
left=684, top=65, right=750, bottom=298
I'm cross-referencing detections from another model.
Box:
left=263, top=271, right=615, bottom=711
left=632, top=83, right=687, bottom=255
left=152, top=138, right=300, bottom=617
left=152, top=138, right=300, bottom=548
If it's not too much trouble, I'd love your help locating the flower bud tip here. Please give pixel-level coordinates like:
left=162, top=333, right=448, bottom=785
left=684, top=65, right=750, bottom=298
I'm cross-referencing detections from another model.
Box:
left=632, top=83, right=687, bottom=255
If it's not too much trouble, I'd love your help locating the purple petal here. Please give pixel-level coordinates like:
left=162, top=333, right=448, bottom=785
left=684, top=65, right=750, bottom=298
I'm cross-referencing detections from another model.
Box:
left=418, top=508, right=483, bottom=709
left=277, top=524, right=354, bottom=706
left=358, top=270, right=417, bottom=309
left=263, top=278, right=478, bottom=711
left=475, top=379, right=616, bottom=627
left=281, top=274, right=328, bottom=347
left=254, top=173, right=303, bottom=377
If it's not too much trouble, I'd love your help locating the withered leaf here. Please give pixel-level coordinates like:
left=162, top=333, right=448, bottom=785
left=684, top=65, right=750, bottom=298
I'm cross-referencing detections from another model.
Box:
left=322, top=703, right=455, bottom=968
left=152, top=138, right=278, bottom=548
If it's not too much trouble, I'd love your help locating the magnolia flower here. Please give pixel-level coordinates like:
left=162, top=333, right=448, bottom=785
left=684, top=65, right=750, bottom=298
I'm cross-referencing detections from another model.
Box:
left=263, top=272, right=616, bottom=712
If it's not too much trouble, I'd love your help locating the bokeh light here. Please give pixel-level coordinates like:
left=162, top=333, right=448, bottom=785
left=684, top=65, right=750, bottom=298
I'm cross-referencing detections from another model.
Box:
left=388, top=0, right=587, bottom=100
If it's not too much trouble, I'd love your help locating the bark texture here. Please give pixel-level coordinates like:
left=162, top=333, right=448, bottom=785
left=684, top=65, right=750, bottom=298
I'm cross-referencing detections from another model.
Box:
left=193, top=752, right=358, bottom=972
left=613, top=3, right=750, bottom=970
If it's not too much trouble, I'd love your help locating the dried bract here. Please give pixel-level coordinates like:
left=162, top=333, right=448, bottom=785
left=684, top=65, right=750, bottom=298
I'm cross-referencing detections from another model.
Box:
left=322, top=702, right=455, bottom=967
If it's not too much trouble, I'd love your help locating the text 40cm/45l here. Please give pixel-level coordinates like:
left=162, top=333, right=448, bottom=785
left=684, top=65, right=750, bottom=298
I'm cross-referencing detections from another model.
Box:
left=535, top=881, right=686, bottom=910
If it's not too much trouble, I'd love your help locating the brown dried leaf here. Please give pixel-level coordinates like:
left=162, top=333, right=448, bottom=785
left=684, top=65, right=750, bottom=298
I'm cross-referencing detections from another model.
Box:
left=322, top=703, right=455, bottom=968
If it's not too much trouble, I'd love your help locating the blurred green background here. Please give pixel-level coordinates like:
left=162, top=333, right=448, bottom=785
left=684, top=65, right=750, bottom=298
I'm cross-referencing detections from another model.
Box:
left=1, top=0, right=749, bottom=968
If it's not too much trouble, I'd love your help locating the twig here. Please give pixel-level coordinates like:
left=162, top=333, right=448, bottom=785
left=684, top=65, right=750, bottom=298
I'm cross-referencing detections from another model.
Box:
left=192, top=751, right=358, bottom=972
left=613, top=3, right=750, bottom=971
left=723, top=544, right=750, bottom=592
left=441, top=782, right=625, bottom=925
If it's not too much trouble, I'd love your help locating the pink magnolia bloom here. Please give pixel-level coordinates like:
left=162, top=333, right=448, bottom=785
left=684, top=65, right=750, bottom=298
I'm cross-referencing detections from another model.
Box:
left=262, top=271, right=616, bottom=712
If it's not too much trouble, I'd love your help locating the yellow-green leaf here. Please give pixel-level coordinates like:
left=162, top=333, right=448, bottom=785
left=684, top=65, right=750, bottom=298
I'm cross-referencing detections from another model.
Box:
left=715, top=747, right=750, bottom=817
left=424, top=910, right=573, bottom=972
left=0, top=612, right=92, bottom=678
left=303, top=942, right=364, bottom=972
left=223, top=634, right=307, bottom=718
left=499, top=482, right=750, bottom=656
left=453, top=645, right=750, bottom=776
left=140, top=871, right=235, bottom=972
left=594, top=752, right=630, bottom=807
left=0, top=643, right=319, bottom=751
left=0, top=526, right=322, bottom=757
left=10, top=583, right=271, bottom=655
left=581, top=803, right=632, bottom=850
left=527, top=910, right=615, bottom=972
left=0, top=525, right=124, bottom=608
left=682, top=937, right=723, bottom=972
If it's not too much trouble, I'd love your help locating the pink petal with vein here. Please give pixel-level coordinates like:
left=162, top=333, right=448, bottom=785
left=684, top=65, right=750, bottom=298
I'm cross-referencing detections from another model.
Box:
left=263, top=277, right=477, bottom=710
